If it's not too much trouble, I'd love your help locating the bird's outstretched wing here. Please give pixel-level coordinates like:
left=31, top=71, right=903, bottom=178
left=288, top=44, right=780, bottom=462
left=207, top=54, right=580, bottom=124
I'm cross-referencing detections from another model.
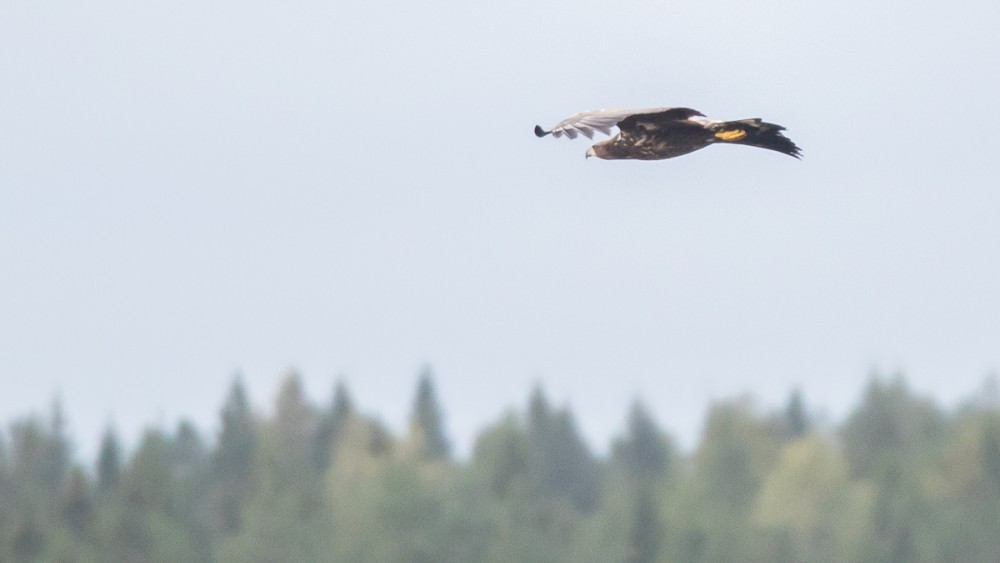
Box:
left=534, top=108, right=705, bottom=139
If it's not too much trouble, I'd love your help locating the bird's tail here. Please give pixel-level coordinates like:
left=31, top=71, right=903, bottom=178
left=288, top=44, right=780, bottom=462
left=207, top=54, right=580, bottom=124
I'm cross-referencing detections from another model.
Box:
left=712, top=119, right=802, bottom=158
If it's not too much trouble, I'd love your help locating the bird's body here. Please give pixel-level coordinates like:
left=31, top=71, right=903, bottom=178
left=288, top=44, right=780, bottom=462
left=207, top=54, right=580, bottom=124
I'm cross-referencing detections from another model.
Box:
left=535, top=107, right=801, bottom=160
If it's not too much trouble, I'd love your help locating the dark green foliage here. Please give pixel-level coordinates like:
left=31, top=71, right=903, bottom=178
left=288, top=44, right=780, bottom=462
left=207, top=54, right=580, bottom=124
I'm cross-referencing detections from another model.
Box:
left=211, top=376, right=257, bottom=535
left=5, top=371, right=1000, bottom=562
left=626, top=489, right=662, bottom=563
left=842, top=375, right=945, bottom=479
left=172, top=420, right=205, bottom=473
left=43, top=399, right=72, bottom=490
left=783, top=389, right=809, bottom=439
left=543, top=409, right=601, bottom=511
left=11, top=508, right=46, bottom=563
left=673, top=399, right=784, bottom=562
left=268, top=371, right=317, bottom=484
left=612, top=402, right=672, bottom=563
left=312, top=380, right=353, bottom=472
left=409, top=368, right=451, bottom=460
left=61, top=467, right=92, bottom=538
left=213, top=377, right=256, bottom=483
left=611, top=400, right=672, bottom=481
left=9, top=418, right=48, bottom=500
left=216, top=372, right=331, bottom=562
left=865, top=464, right=921, bottom=562
left=96, top=426, right=122, bottom=494
left=524, top=386, right=601, bottom=512
left=981, top=414, right=1000, bottom=492
left=9, top=403, right=72, bottom=497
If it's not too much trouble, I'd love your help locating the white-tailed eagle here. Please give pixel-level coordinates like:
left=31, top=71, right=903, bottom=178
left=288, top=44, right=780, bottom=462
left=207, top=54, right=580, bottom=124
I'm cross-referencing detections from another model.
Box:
left=534, top=107, right=801, bottom=160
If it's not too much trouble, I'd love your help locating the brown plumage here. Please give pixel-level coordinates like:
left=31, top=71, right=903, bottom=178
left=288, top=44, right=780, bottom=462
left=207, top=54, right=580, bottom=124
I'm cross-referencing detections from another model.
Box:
left=534, top=107, right=801, bottom=160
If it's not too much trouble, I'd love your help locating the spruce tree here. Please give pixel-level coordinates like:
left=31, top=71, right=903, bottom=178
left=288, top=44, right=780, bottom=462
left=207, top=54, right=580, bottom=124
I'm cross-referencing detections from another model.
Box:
left=611, top=400, right=671, bottom=481
left=524, top=386, right=599, bottom=511
left=211, top=376, right=256, bottom=534
left=313, top=380, right=354, bottom=472
left=61, top=466, right=92, bottom=538
left=527, top=384, right=553, bottom=436
left=784, top=389, right=809, bottom=439
left=213, top=376, right=256, bottom=483
left=123, top=429, right=173, bottom=512
left=409, top=368, right=451, bottom=460
left=547, top=408, right=600, bottom=511
left=173, top=420, right=205, bottom=474
left=842, top=375, right=944, bottom=479
left=272, top=371, right=315, bottom=467
left=9, top=418, right=47, bottom=495
left=43, top=398, right=71, bottom=489
left=96, top=426, right=122, bottom=493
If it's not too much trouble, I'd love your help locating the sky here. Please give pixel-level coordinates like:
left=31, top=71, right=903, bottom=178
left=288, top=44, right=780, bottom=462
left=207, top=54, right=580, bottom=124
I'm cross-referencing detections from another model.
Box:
left=2, top=0, right=999, bottom=460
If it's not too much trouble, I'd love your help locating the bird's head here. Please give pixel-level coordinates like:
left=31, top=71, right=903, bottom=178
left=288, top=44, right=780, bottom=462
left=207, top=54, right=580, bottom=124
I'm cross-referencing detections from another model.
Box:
left=585, top=146, right=596, bottom=159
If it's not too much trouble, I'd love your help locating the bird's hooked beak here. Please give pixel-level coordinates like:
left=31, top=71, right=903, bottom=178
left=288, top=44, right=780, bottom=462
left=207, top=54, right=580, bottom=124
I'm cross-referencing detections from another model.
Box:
left=585, top=147, right=596, bottom=159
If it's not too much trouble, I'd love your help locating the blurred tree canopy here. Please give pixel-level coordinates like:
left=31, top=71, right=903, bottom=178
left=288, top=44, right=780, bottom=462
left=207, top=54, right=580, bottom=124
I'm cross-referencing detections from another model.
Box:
left=2, top=370, right=999, bottom=562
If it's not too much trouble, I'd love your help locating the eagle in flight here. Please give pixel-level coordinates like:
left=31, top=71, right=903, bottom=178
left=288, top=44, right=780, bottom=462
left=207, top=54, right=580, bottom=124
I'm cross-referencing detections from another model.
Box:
left=534, top=107, right=801, bottom=160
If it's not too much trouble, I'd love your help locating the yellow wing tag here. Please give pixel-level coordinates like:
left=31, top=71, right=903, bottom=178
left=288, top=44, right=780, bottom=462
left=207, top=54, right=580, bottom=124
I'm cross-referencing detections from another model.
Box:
left=715, top=129, right=747, bottom=141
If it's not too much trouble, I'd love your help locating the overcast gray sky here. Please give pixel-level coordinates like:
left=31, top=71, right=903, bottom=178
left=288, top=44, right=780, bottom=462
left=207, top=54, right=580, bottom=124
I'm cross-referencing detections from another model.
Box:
left=2, top=0, right=999, bottom=458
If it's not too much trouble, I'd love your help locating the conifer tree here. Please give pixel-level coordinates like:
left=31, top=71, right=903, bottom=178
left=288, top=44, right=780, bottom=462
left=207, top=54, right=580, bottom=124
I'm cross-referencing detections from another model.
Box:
left=221, top=374, right=333, bottom=563
left=61, top=466, right=92, bottom=538
left=527, top=384, right=553, bottom=436
left=171, top=420, right=210, bottom=542
left=524, top=386, right=600, bottom=511
left=43, top=398, right=71, bottom=489
left=213, top=377, right=256, bottom=483
left=96, top=426, right=122, bottom=493
left=270, top=371, right=316, bottom=477
left=784, top=389, right=809, bottom=439
left=842, top=375, right=944, bottom=479
left=547, top=408, right=600, bottom=511
left=211, top=376, right=257, bottom=534
left=123, top=429, right=173, bottom=512
left=409, top=368, right=451, bottom=461
left=173, top=420, right=206, bottom=475
left=611, top=400, right=671, bottom=481
left=313, top=380, right=354, bottom=472
left=9, top=418, right=47, bottom=496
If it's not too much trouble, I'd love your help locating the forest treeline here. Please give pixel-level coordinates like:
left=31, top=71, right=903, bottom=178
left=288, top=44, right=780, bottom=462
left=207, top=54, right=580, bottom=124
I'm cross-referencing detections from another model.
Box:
left=3, top=370, right=1000, bottom=563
